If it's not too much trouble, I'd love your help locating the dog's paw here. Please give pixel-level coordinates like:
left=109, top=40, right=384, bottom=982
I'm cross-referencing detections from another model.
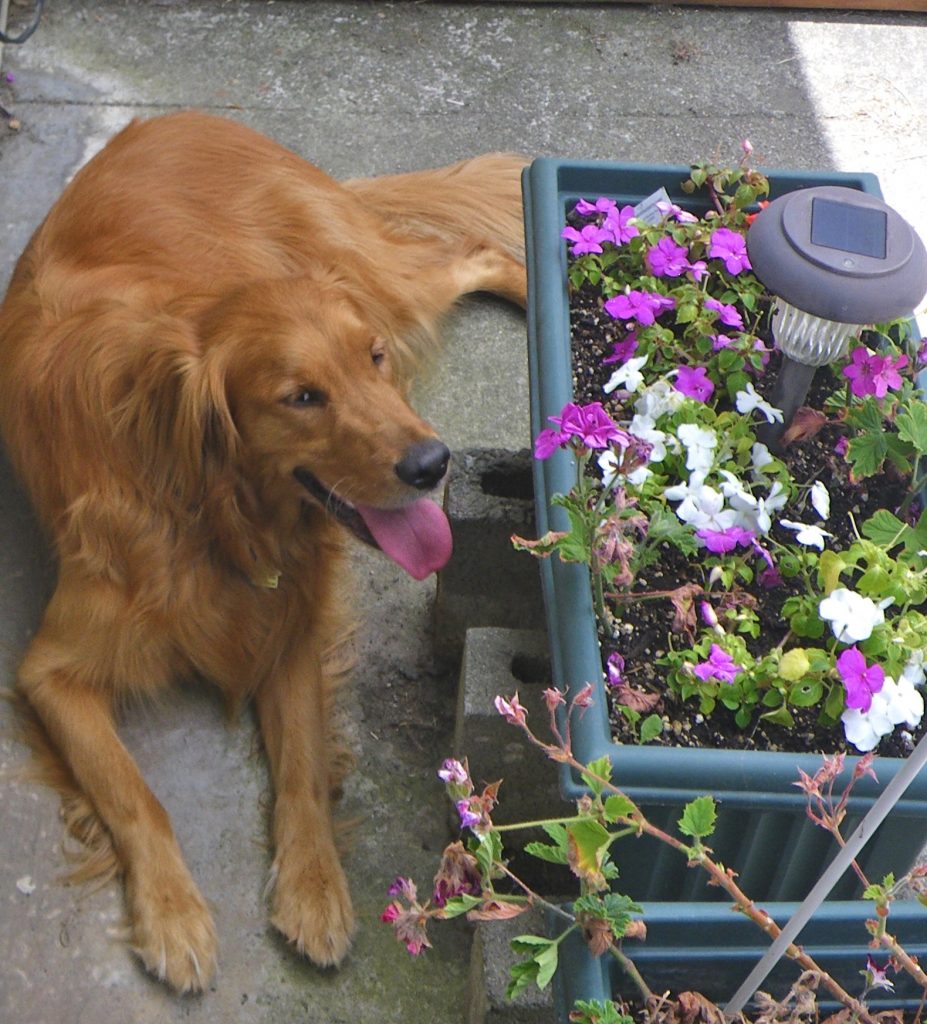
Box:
left=128, top=872, right=218, bottom=993
left=269, top=845, right=355, bottom=967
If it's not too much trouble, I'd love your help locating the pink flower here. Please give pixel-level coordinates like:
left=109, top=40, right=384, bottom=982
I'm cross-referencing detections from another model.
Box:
left=674, top=365, right=715, bottom=402
left=494, top=693, right=527, bottom=725
left=550, top=401, right=629, bottom=450
left=605, top=290, right=675, bottom=327
left=646, top=237, right=691, bottom=278
left=561, top=223, right=610, bottom=256
left=843, top=347, right=907, bottom=399
left=696, top=525, right=755, bottom=554
left=602, top=204, right=640, bottom=245
left=836, top=646, right=885, bottom=713
left=602, top=334, right=639, bottom=364
left=704, top=297, right=744, bottom=330
left=693, top=644, right=743, bottom=684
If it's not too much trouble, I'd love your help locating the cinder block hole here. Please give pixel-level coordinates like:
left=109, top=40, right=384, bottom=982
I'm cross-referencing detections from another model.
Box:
left=510, top=652, right=550, bottom=686
left=479, top=464, right=534, bottom=501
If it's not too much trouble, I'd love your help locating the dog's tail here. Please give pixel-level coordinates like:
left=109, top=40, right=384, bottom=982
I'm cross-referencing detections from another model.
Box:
left=342, top=153, right=528, bottom=264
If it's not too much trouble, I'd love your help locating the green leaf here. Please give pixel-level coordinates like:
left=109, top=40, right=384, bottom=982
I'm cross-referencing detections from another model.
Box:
left=639, top=714, right=664, bottom=744
left=509, top=936, right=560, bottom=991
left=581, top=755, right=613, bottom=796
left=439, top=894, right=485, bottom=918
left=568, top=818, right=612, bottom=885
left=506, top=959, right=539, bottom=1001
left=603, top=794, right=636, bottom=823
left=525, top=840, right=569, bottom=865
left=678, top=796, right=717, bottom=840
left=896, top=401, right=927, bottom=455
left=473, top=830, right=503, bottom=877
left=789, top=678, right=823, bottom=708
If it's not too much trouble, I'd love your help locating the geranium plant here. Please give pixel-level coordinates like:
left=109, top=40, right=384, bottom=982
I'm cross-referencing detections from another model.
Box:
left=515, top=148, right=927, bottom=754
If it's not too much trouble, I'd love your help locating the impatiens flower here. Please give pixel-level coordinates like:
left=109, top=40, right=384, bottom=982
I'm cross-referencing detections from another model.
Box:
left=561, top=223, right=609, bottom=255
left=602, top=204, right=640, bottom=245
left=836, top=646, right=885, bottom=713
left=646, top=237, right=692, bottom=278
left=779, top=519, right=832, bottom=550
left=604, top=354, right=649, bottom=395
left=655, top=200, right=698, bottom=224
left=834, top=435, right=849, bottom=457
left=819, top=588, right=888, bottom=644
left=842, top=347, right=908, bottom=399
left=711, top=333, right=734, bottom=351
left=751, top=441, right=775, bottom=474
left=574, top=197, right=616, bottom=217
left=604, top=290, right=676, bottom=327
left=676, top=422, right=718, bottom=473
left=634, top=378, right=684, bottom=421
left=704, top=297, right=744, bottom=330
left=735, top=382, right=783, bottom=424
left=696, top=524, right=755, bottom=554
left=841, top=673, right=924, bottom=752
left=810, top=481, right=830, bottom=520
left=709, top=227, right=752, bottom=275
left=602, top=334, right=639, bottom=364
left=693, top=644, right=743, bottom=684
left=674, top=365, right=715, bottom=402
left=674, top=483, right=737, bottom=533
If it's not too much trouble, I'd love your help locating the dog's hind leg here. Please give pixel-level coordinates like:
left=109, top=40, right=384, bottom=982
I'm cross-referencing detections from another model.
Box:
left=255, top=628, right=355, bottom=967
left=16, top=616, right=218, bottom=992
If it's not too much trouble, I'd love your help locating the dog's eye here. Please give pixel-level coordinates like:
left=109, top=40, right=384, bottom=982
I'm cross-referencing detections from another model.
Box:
left=288, top=387, right=327, bottom=408
left=371, top=342, right=387, bottom=367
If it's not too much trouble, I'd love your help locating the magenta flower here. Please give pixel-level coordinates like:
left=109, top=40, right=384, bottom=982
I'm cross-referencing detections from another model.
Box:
left=674, top=365, right=715, bottom=403
left=704, top=297, right=745, bottom=330
left=834, top=436, right=849, bottom=457
left=709, top=228, right=752, bottom=275
left=696, top=524, right=755, bottom=554
left=711, top=334, right=734, bottom=351
left=603, top=204, right=640, bottom=245
left=646, top=237, right=691, bottom=278
left=535, top=402, right=628, bottom=459
left=693, top=644, right=743, bottom=685
left=842, top=347, right=907, bottom=399
left=836, top=646, right=885, bottom=713
left=605, top=290, right=676, bottom=327
left=603, top=333, right=639, bottom=364
left=561, top=223, right=610, bottom=256
left=437, top=758, right=470, bottom=787
left=534, top=426, right=567, bottom=460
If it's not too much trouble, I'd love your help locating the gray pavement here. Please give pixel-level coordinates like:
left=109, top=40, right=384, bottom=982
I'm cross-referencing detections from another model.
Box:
left=0, top=3, right=925, bottom=1022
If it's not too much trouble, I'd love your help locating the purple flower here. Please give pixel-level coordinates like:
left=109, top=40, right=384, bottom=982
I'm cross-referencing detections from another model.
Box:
left=602, top=204, right=640, bottom=245
left=704, top=297, right=744, bottom=330
left=605, top=290, right=676, bottom=327
left=438, top=758, right=469, bottom=786
left=534, top=426, right=567, bottom=460
left=456, top=799, right=482, bottom=830
left=388, top=876, right=418, bottom=900
left=646, top=237, right=691, bottom=278
left=842, top=347, right=908, bottom=399
left=602, top=333, right=639, bottom=365
left=674, top=365, right=715, bottom=403
left=696, top=652, right=744, bottom=687
left=709, top=228, right=752, bottom=275
left=606, top=652, right=625, bottom=687
left=574, top=197, right=616, bottom=217
left=837, top=646, right=885, bottom=713
left=561, top=223, right=610, bottom=256
left=494, top=693, right=528, bottom=725
left=655, top=200, right=698, bottom=224
left=711, top=334, right=734, bottom=351
left=758, top=565, right=783, bottom=589
left=693, top=644, right=743, bottom=685
left=834, top=436, right=849, bottom=457
left=696, top=524, right=755, bottom=554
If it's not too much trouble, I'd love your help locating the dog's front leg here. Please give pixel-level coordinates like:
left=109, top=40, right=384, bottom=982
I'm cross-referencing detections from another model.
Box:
left=255, top=641, right=355, bottom=966
left=18, top=659, right=218, bottom=992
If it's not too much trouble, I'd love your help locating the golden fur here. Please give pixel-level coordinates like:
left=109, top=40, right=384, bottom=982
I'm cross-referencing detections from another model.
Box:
left=0, top=111, right=526, bottom=991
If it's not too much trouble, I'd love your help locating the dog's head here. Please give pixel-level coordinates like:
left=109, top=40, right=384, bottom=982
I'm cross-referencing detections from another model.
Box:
left=192, top=276, right=453, bottom=580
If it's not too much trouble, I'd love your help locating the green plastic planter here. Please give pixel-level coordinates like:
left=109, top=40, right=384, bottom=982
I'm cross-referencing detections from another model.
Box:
left=522, top=158, right=927, bottom=1001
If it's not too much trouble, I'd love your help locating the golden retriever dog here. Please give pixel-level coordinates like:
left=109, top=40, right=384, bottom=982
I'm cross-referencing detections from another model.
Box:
left=0, top=111, right=526, bottom=992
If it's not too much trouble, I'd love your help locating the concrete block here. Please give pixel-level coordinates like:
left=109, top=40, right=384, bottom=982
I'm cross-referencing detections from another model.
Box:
left=454, top=627, right=566, bottom=831
left=467, top=910, right=556, bottom=1024
left=435, top=449, right=545, bottom=658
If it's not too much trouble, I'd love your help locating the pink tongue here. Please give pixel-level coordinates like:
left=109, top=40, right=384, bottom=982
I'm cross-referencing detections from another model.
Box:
left=356, top=498, right=453, bottom=580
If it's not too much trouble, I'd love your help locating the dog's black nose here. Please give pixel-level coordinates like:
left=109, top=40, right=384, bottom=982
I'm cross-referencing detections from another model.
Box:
left=395, top=440, right=450, bottom=490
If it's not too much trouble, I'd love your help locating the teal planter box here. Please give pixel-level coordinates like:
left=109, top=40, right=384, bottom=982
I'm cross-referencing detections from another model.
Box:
left=551, top=902, right=927, bottom=1012
left=522, top=158, right=927, bottom=902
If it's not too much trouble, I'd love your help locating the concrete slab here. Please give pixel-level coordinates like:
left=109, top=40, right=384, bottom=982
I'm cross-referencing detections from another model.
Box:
left=0, top=2, right=925, bottom=1022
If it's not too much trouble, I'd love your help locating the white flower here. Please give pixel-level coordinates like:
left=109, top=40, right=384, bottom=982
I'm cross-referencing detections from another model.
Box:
left=735, top=382, right=784, bottom=425
left=675, top=483, right=737, bottom=532
left=676, top=423, right=717, bottom=473
left=901, top=650, right=927, bottom=688
left=780, top=519, right=832, bottom=551
left=842, top=675, right=925, bottom=752
left=818, top=587, right=889, bottom=643
left=750, top=441, right=775, bottom=476
left=598, top=448, right=652, bottom=489
left=634, top=378, right=684, bottom=421
left=810, top=481, right=830, bottom=520
left=628, top=414, right=668, bottom=464
left=663, top=471, right=707, bottom=505
left=721, top=476, right=787, bottom=536
left=604, top=354, right=649, bottom=395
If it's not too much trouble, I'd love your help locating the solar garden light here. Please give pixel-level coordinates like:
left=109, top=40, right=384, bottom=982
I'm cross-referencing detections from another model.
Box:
left=746, top=185, right=927, bottom=449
